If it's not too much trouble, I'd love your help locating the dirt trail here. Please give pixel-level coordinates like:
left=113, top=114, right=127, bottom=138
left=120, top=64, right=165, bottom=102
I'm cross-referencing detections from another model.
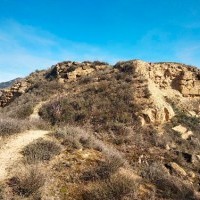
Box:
left=0, top=130, right=49, bottom=181
left=29, top=102, right=45, bottom=120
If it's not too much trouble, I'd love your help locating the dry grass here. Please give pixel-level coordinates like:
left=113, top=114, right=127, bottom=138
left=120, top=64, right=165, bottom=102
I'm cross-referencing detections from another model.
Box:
left=52, top=126, right=127, bottom=181
left=51, top=126, right=103, bottom=150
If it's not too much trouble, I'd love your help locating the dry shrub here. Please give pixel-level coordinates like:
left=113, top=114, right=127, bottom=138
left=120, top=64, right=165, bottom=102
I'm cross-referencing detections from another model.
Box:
left=52, top=126, right=127, bottom=181
left=30, top=118, right=51, bottom=130
left=7, top=166, right=45, bottom=198
left=21, top=139, right=61, bottom=164
left=0, top=186, right=3, bottom=200
left=39, top=74, right=139, bottom=131
left=142, top=162, right=197, bottom=200
left=82, top=174, right=138, bottom=200
left=82, top=151, right=126, bottom=181
left=9, top=103, right=34, bottom=119
left=0, top=117, right=27, bottom=137
left=51, top=126, right=128, bottom=156
left=51, top=126, right=99, bottom=150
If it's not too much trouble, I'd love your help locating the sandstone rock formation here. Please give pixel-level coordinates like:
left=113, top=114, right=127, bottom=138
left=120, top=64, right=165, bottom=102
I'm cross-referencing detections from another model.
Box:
left=172, top=125, right=193, bottom=140
left=46, top=61, right=109, bottom=82
left=114, top=60, right=200, bottom=124
left=0, top=80, right=30, bottom=107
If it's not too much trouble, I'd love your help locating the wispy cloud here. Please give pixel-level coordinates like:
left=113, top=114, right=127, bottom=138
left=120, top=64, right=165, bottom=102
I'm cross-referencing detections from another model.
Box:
left=0, top=19, right=200, bottom=82
left=0, top=20, right=120, bottom=82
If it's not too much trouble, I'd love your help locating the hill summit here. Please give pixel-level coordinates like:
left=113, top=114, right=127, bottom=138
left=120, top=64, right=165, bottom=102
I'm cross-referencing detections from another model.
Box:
left=1, top=60, right=200, bottom=124
left=0, top=59, right=200, bottom=199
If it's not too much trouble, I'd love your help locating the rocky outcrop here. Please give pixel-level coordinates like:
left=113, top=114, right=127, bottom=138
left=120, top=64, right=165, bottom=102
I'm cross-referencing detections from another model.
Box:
left=46, top=61, right=109, bottom=82
left=172, top=125, right=193, bottom=140
left=0, top=80, right=30, bottom=107
left=115, top=60, right=200, bottom=96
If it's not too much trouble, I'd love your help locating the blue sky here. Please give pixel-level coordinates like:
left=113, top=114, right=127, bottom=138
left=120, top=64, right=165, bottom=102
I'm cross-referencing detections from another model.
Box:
left=0, top=0, right=200, bottom=81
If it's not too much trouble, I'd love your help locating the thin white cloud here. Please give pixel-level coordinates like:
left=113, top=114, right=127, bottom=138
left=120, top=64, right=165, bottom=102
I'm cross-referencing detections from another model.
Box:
left=1, top=19, right=199, bottom=82
left=0, top=20, right=120, bottom=82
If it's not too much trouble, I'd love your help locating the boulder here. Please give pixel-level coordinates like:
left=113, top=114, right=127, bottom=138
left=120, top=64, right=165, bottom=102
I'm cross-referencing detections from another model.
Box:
left=169, top=162, right=187, bottom=176
left=172, top=125, right=193, bottom=140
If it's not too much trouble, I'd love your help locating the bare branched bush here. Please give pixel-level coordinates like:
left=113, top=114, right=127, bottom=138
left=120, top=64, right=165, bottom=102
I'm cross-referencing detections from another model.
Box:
left=0, top=117, right=27, bottom=137
left=40, top=73, right=140, bottom=131
left=142, top=162, right=197, bottom=200
left=82, top=151, right=126, bottom=181
left=21, top=139, right=61, bottom=164
left=82, top=174, right=138, bottom=200
left=8, top=166, right=45, bottom=198
left=8, top=103, right=34, bottom=119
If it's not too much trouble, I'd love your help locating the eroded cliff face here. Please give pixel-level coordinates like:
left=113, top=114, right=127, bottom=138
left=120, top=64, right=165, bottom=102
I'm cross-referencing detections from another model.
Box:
left=0, top=60, right=199, bottom=125
left=114, top=60, right=200, bottom=124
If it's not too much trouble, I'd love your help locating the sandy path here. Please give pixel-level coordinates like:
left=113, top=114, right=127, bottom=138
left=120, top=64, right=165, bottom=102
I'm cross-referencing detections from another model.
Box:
left=29, top=102, right=45, bottom=120
left=0, top=130, right=49, bottom=181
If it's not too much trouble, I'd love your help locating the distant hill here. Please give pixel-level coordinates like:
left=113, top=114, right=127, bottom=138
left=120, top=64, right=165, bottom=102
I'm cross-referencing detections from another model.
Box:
left=0, top=78, right=21, bottom=89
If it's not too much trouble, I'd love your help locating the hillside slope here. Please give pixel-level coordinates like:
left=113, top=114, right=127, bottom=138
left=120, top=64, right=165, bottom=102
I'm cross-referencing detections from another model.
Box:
left=0, top=59, right=200, bottom=200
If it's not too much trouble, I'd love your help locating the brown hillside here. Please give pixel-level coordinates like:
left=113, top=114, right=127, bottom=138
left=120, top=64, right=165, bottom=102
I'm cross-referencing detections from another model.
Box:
left=0, top=60, right=200, bottom=200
